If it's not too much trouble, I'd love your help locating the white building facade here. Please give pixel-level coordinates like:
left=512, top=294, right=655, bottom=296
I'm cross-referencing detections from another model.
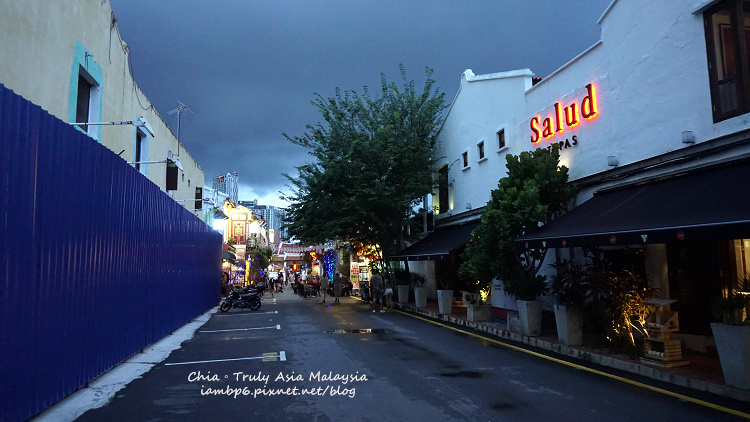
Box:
left=402, top=0, right=750, bottom=345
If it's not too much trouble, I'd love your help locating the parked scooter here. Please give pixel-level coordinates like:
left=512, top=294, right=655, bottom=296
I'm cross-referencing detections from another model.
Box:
left=360, top=280, right=371, bottom=302
left=220, top=286, right=261, bottom=312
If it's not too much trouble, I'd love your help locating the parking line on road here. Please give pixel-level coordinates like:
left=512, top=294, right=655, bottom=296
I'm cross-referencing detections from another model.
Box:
left=219, top=311, right=278, bottom=317
left=401, top=311, right=750, bottom=420
left=199, top=325, right=280, bottom=333
left=164, top=351, right=286, bottom=366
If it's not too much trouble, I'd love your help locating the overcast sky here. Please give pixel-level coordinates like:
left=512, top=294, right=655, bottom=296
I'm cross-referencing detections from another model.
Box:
left=109, top=0, right=612, bottom=207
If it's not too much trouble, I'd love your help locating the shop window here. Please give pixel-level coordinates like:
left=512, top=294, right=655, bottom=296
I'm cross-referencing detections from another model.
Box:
left=704, top=0, right=750, bottom=122
left=477, top=141, right=485, bottom=161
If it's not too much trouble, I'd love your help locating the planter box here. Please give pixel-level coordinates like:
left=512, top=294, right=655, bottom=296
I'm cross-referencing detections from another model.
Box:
left=554, top=304, right=583, bottom=346
left=517, top=299, right=542, bottom=336
left=397, top=285, right=410, bottom=304
left=437, top=290, right=453, bottom=315
left=468, top=304, right=492, bottom=322
left=414, top=286, right=427, bottom=308
left=711, top=323, right=750, bottom=390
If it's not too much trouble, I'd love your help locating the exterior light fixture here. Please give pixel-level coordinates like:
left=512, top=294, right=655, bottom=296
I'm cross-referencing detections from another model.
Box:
left=681, top=131, right=695, bottom=145
left=607, top=156, right=619, bottom=167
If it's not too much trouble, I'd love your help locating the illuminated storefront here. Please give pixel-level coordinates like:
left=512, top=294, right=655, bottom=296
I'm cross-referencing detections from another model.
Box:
left=395, top=0, right=750, bottom=345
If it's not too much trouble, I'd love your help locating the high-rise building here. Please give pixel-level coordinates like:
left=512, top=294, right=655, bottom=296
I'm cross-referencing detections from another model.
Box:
left=238, top=200, right=287, bottom=241
left=212, top=172, right=239, bottom=204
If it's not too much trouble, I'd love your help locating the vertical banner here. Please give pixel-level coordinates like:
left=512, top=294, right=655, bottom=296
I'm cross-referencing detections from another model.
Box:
left=350, top=262, right=360, bottom=292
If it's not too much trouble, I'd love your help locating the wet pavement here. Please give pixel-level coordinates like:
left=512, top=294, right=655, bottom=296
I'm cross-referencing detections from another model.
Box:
left=31, top=289, right=750, bottom=421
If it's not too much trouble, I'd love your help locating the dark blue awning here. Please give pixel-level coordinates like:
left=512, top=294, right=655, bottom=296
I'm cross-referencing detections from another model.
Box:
left=517, top=160, right=750, bottom=248
left=390, top=221, right=479, bottom=261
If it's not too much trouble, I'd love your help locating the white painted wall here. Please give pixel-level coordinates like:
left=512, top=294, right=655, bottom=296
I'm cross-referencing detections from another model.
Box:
left=437, top=0, right=750, bottom=215
left=435, top=69, right=534, bottom=219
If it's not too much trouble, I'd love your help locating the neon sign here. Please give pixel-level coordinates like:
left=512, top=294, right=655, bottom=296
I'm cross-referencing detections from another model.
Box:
left=530, top=83, right=598, bottom=144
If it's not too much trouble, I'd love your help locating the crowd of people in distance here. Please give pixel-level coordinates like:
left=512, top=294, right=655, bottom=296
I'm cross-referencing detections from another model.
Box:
left=258, top=267, right=395, bottom=313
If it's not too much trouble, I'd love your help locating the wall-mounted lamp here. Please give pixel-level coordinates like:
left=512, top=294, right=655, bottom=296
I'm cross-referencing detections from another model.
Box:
left=607, top=156, right=619, bottom=167
left=466, top=203, right=472, bottom=210
left=681, top=130, right=695, bottom=145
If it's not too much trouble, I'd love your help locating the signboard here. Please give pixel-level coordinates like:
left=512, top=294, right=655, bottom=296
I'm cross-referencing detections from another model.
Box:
left=529, top=82, right=598, bottom=151
left=350, top=262, right=360, bottom=290
left=233, top=222, right=245, bottom=236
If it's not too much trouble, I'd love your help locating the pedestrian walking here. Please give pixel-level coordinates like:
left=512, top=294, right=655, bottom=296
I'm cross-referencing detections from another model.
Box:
left=370, top=268, right=384, bottom=313
left=276, top=272, right=284, bottom=293
left=320, top=274, right=329, bottom=303
left=333, top=272, right=342, bottom=303
left=383, top=273, right=394, bottom=311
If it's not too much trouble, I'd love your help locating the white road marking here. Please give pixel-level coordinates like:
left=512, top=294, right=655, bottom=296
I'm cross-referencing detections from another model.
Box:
left=164, top=351, right=286, bottom=366
left=199, top=325, right=280, bottom=333
left=219, top=311, right=278, bottom=316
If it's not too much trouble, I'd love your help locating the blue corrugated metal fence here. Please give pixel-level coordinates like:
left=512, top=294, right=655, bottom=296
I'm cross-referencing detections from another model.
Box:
left=0, top=84, right=222, bottom=421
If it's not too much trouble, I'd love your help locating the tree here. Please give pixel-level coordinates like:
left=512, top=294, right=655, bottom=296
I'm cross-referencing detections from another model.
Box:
left=246, top=245, right=274, bottom=284
left=282, top=66, right=447, bottom=270
left=459, top=146, right=575, bottom=300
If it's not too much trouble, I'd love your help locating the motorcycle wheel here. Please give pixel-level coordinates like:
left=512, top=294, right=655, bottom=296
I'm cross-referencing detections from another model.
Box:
left=249, top=296, right=262, bottom=311
left=220, top=300, right=232, bottom=313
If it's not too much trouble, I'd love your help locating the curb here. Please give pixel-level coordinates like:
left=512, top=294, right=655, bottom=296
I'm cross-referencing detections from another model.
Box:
left=393, top=301, right=750, bottom=403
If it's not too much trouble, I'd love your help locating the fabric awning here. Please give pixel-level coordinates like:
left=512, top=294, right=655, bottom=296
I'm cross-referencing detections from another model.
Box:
left=222, top=250, right=236, bottom=260
left=390, top=221, right=479, bottom=261
left=517, top=160, right=750, bottom=248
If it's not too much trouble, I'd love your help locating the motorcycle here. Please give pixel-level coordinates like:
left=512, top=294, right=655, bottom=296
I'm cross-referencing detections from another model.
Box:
left=220, top=286, right=262, bottom=312
left=360, top=280, right=371, bottom=302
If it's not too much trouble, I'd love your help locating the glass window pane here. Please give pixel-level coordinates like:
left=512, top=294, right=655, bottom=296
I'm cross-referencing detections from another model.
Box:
left=709, top=4, right=740, bottom=114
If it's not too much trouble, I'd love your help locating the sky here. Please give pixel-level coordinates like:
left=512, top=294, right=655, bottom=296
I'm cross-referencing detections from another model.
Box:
left=109, top=0, right=613, bottom=207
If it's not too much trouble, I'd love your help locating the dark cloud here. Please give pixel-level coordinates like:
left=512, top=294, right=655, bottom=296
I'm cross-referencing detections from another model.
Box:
left=110, top=0, right=612, bottom=205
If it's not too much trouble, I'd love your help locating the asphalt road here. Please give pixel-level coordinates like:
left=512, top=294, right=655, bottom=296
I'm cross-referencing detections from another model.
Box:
left=74, top=290, right=750, bottom=421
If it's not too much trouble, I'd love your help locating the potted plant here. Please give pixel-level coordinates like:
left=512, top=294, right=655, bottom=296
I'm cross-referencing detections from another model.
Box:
left=394, top=269, right=411, bottom=304
left=411, top=272, right=427, bottom=308
left=710, top=278, right=750, bottom=390
left=549, top=259, right=588, bottom=346
left=505, top=271, right=548, bottom=336
left=458, top=147, right=574, bottom=336
left=465, top=292, right=492, bottom=322
left=436, top=274, right=454, bottom=315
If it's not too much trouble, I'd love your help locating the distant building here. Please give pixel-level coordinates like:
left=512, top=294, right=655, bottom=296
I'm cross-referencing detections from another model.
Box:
left=238, top=200, right=288, bottom=241
left=212, top=172, right=239, bottom=204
